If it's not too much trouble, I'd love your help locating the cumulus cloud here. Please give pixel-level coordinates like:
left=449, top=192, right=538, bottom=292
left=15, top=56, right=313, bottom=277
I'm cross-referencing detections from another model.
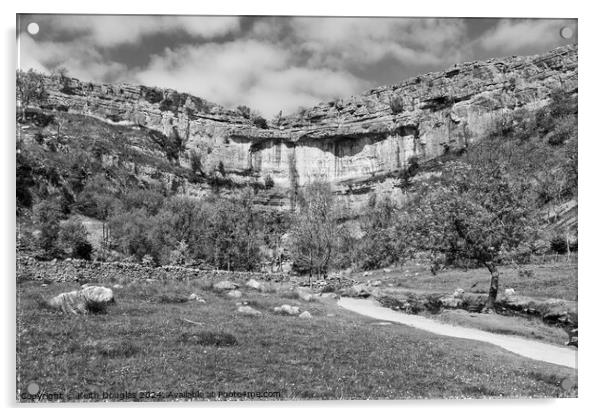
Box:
left=289, top=17, right=469, bottom=69
left=34, top=15, right=241, bottom=47
left=17, top=15, right=576, bottom=117
left=135, top=39, right=365, bottom=116
left=479, top=19, right=577, bottom=55
left=18, top=33, right=129, bottom=82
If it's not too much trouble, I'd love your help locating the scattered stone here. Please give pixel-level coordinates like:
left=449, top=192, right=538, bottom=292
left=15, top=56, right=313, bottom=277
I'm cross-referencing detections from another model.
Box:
left=245, top=279, right=265, bottom=291
left=320, top=292, right=340, bottom=300
left=227, top=290, right=242, bottom=299
left=189, top=293, right=198, bottom=301
left=440, top=296, right=463, bottom=309
left=113, top=284, right=124, bottom=289
left=295, top=287, right=314, bottom=302
left=237, top=305, right=262, bottom=316
left=370, top=280, right=382, bottom=287
left=504, top=288, right=516, bottom=297
left=213, top=280, right=238, bottom=291
left=383, top=268, right=392, bottom=273
left=274, top=304, right=300, bottom=315
left=299, top=311, right=312, bottom=319
left=349, top=284, right=372, bottom=298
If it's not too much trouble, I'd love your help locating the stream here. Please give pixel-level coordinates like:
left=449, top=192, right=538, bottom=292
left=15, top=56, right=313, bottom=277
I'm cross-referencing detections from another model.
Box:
left=338, top=297, right=577, bottom=369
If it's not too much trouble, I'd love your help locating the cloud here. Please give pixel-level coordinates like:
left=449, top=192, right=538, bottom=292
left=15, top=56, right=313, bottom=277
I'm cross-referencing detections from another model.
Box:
left=135, top=39, right=366, bottom=116
left=18, top=34, right=129, bottom=82
left=17, top=16, right=576, bottom=118
left=479, top=19, right=577, bottom=55
left=289, top=17, right=469, bottom=69
left=34, top=15, right=241, bottom=47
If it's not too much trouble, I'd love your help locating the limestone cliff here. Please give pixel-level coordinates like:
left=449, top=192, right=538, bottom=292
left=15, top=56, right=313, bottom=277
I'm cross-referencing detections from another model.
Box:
left=39, top=44, right=577, bottom=208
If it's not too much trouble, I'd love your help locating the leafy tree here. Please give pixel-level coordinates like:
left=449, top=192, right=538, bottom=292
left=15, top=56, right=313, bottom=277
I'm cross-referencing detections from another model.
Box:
left=406, top=161, right=538, bottom=310
left=58, top=218, right=93, bottom=260
left=16, top=69, right=48, bottom=115
left=34, top=200, right=63, bottom=258
left=189, top=150, right=203, bottom=174
left=356, top=196, right=401, bottom=270
left=289, top=181, right=338, bottom=281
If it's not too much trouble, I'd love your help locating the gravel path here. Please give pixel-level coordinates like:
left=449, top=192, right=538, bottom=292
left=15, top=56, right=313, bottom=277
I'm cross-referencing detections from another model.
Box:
left=338, top=297, right=577, bottom=369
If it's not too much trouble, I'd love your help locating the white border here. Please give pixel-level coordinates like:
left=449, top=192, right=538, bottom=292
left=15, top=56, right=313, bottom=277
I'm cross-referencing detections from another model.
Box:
left=2, top=1, right=600, bottom=415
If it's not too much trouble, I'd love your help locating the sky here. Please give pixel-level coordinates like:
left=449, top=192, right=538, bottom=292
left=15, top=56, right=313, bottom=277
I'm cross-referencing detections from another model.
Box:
left=17, top=15, right=577, bottom=117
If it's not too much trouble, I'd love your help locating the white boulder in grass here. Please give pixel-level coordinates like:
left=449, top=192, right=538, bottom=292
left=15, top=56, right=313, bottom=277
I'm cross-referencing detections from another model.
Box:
left=274, top=304, right=300, bottom=315
left=227, top=290, right=242, bottom=298
left=504, top=288, right=516, bottom=297
left=295, top=287, right=314, bottom=302
left=213, top=280, right=238, bottom=291
left=299, top=311, right=312, bottom=319
left=245, top=279, right=265, bottom=291
left=47, top=286, right=115, bottom=315
left=237, top=305, right=262, bottom=316
left=452, top=288, right=465, bottom=298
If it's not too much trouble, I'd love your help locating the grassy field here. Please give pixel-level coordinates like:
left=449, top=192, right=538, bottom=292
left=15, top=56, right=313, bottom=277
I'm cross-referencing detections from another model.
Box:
left=351, top=262, right=577, bottom=345
left=17, top=276, right=577, bottom=401
left=354, top=262, right=578, bottom=301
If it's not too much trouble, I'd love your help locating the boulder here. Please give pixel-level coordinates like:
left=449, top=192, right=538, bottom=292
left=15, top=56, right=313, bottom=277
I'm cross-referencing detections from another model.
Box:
left=80, top=286, right=114, bottom=304
left=349, top=284, right=372, bottom=298
left=295, top=287, right=314, bottom=302
left=299, top=311, right=312, bottom=319
left=274, top=304, right=300, bottom=315
left=320, top=292, right=340, bottom=300
left=504, top=288, right=515, bottom=297
left=245, top=279, right=265, bottom=291
left=452, top=288, right=465, bottom=298
left=440, top=295, right=463, bottom=309
left=113, top=284, right=124, bottom=289
left=46, top=286, right=114, bottom=315
left=213, top=281, right=238, bottom=291
left=227, top=290, right=242, bottom=299
left=237, top=305, right=262, bottom=316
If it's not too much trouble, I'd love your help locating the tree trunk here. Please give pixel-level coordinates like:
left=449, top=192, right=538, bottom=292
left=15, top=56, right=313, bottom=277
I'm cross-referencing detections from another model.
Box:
left=484, top=262, right=500, bottom=311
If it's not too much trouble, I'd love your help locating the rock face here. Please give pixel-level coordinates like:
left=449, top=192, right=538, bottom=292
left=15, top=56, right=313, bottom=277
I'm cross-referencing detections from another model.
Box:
left=39, top=45, right=577, bottom=208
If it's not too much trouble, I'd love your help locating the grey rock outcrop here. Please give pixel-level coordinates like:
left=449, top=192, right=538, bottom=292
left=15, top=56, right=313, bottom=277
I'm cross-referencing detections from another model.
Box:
left=37, top=45, right=577, bottom=210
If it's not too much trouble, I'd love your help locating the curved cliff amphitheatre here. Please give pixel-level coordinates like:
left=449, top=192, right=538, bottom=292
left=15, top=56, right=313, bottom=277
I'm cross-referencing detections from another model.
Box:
left=37, top=44, right=577, bottom=209
left=17, top=42, right=578, bottom=400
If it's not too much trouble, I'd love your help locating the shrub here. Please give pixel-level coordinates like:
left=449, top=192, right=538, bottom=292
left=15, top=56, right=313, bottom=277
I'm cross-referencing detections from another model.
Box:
left=252, top=115, right=269, bottom=129
left=389, top=95, right=404, bottom=114
left=217, top=161, right=226, bottom=176
left=264, top=174, right=275, bottom=189
left=189, top=150, right=203, bottom=173
left=550, top=235, right=569, bottom=254
left=34, top=200, right=63, bottom=258
left=237, top=105, right=251, bottom=119
left=58, top=218, right=93, bottom=260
